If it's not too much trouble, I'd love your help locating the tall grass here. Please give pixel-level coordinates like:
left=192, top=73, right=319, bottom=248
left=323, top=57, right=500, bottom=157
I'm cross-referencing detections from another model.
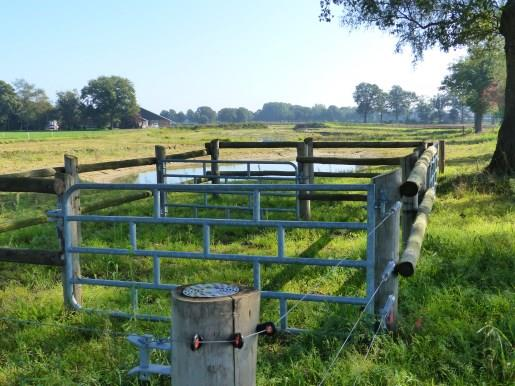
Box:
left=0, top=125, right=513, bottom=385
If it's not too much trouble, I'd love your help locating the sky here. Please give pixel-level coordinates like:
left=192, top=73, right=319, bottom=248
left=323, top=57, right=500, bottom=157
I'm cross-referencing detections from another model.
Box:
left=0, top=0, right=466, bottom=113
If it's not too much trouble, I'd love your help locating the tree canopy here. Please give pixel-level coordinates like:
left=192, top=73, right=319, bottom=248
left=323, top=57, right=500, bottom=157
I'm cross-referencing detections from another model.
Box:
left=14, top=79, right=53, bottom=131
left=0, top=80, right=20, bottom=130
left=442, top=44, right=505, bottom=132
left=81, top=76, right=138, bottom=129
left=320, top=0, right=515, bottom=174
left=353, top=82, right=382, bottom=122
left=56, top=90, right=82, bottom=130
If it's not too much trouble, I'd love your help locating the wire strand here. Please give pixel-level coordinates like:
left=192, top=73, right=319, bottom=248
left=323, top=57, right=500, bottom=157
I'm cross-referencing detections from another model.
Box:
left=351, top=316, right=386, bottom=386
left=275, top=204, right=398, bottom=328
left=317, top=276, right=388, bottom=386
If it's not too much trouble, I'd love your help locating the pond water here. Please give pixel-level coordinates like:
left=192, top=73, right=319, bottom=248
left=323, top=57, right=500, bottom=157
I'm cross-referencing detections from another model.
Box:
left=135, top=162, right=356, bottom=184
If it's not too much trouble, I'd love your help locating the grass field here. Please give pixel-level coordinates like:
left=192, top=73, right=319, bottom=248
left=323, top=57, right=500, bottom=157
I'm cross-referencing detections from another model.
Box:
left=0, top=124, right=513, bottom=385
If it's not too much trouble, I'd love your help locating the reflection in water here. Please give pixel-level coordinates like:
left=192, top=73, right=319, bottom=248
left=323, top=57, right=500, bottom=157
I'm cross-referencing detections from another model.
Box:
left=135, top=162, right=356, bottom=184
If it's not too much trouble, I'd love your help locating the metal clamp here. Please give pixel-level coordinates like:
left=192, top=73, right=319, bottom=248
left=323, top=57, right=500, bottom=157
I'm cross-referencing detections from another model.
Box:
left=127, top=334, right=171, bottom=381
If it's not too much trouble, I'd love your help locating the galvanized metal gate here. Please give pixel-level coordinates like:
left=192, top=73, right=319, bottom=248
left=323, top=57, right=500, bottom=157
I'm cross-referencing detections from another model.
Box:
left=58, top=181, right=398, bottom=330
left=55, top=143, right=441, bottom=331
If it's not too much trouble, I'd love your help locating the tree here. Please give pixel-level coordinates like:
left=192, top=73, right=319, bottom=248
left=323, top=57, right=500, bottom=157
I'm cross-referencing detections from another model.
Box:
left=81, top=76, right=138, bottom=129
left=186, top=109, right=196, bottom=123
left=218, top=108, right=238, bottom=123
left=320, top=0, right=515, bottom=174
left=416, top=97, right=434, bottom=123
left=256, top=102, right=293, bottom=121
left=160, top=109, right=177, bottom=122
left=431, top=93, right=450, bottom=124
left=235, top=107, right=254, bottom=122
left=353, top=82, right=382, bottom=123
left=56, top=90, right=82, bottom=130
left=0, top=80, right=20, bottom=130
left=195, top=106, right=216, bottom=124
left=175, top=111, right=186, bottom=123
left=375, top=91, right=388, bottom=123
left=442, top=45, right=504, bottom=133
left=14, top=79, right=53, bottom=130
left=387, top=85, right=411, bottom=122
left=404, top=91, right=418, bottom=122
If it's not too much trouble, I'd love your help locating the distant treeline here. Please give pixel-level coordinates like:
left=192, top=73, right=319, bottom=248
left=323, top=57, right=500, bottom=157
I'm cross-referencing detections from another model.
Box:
left=161, top=100, right=480, bottom=126
left=160, top=103, right=365, bottom=124
left=0, top=76, right=138, bottom=131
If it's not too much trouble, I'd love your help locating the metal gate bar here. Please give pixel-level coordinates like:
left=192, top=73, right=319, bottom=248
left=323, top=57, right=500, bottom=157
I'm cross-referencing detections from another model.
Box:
left=60, top=183, right=376, bottom=328
left=159, top=159, right=300, bottom=218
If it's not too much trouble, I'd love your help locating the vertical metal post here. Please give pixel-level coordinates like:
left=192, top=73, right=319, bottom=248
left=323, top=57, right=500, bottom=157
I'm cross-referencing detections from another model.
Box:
left=131, top=287, right=139, bottom=313
left=277, top=226, right=285, bottom=258
left=365, top=184, right=376, bottom=314
left=64, top=154, right=82, bottom=306
left=297, top=142, right=311, bottom=220
left=129, top=222, right=137, bottom=250
left=203, top=224, right=210, bottom=256
left=253, top=261, right=261, bottom=290
left=253, top=190, right=261, bottom=221
left=279, top=298, right=288, bottom=330
left=153, top=255, right=161, bottom=285
left=155, top=145, right=167, bottom=216
left=372, top=170, right=401, bottom=330
left=153, top=189, right=160, bottom=218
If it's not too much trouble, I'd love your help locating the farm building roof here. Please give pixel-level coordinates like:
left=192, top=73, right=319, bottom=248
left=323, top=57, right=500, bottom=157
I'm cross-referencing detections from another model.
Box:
left=139, top=107, right=172, bottom=122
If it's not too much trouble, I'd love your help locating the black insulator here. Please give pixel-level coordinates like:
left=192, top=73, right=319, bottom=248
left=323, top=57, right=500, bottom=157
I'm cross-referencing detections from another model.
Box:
left=256, top=321, right=276, bottom=336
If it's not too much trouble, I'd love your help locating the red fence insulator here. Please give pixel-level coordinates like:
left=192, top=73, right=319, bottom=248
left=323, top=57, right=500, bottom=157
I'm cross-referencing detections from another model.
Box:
left=191, top=334, right=203, bottom=351
left=232, top=333, right=244, bottom=349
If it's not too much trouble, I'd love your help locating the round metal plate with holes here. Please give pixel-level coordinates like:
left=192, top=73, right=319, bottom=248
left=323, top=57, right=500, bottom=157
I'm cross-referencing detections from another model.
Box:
left=182, top=283, right=240, bottom=298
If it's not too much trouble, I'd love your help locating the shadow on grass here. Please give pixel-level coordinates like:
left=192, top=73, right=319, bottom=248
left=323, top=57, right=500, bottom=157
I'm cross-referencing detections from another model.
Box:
left=264, top=230, right=336, bottom=290
left=437, top=171, right=514, bottom=196
left=445, top=153, right=492, bottom=166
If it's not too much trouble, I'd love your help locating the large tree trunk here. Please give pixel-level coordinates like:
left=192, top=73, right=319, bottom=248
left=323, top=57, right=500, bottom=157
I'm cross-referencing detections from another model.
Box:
left=474, top=112, right=483, bottom=133
left=487, top=1, right=515, bottom=174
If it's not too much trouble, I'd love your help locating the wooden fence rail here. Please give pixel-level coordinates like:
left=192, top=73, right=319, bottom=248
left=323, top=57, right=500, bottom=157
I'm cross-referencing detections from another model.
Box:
left=312, top=141, right=424, bottom=148
left=0, top=248, right=63, bottom=266
left=0, top=176, right=58, bottom=194
left=396, top=187, right=436, bottom=277
left=296, top=156, right=403, bottom=166
left=399, top=145, right=438, bottom=197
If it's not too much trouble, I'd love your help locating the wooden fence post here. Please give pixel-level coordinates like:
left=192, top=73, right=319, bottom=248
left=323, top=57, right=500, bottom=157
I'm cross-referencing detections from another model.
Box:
left=64, top=154, right=82, bottom=305
left=172, top=285, right=260, bottom=386
left=209, top=139, right=220, bottom=185
left=297, top=142, right=311, bottom=220
left=438, top=140, right=445, bottom=174
left=400, top=152, right=419, bottom=248
left=155, top=145, right=167, bottom=216
left=304, top=137, right=314, bottom=184
left=372, top=169, right=401, bottom=330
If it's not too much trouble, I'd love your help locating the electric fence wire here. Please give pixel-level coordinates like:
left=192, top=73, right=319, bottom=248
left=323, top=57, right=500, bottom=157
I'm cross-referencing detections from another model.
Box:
left=317, top=275, right=389, bottom=386
left=351, top=316, right=386, bottom=386
left=0, top=202, right=400, bottom=349
left=184, top=203, right=400, bottom=345
left=275, top=203, right=399, bottom=328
